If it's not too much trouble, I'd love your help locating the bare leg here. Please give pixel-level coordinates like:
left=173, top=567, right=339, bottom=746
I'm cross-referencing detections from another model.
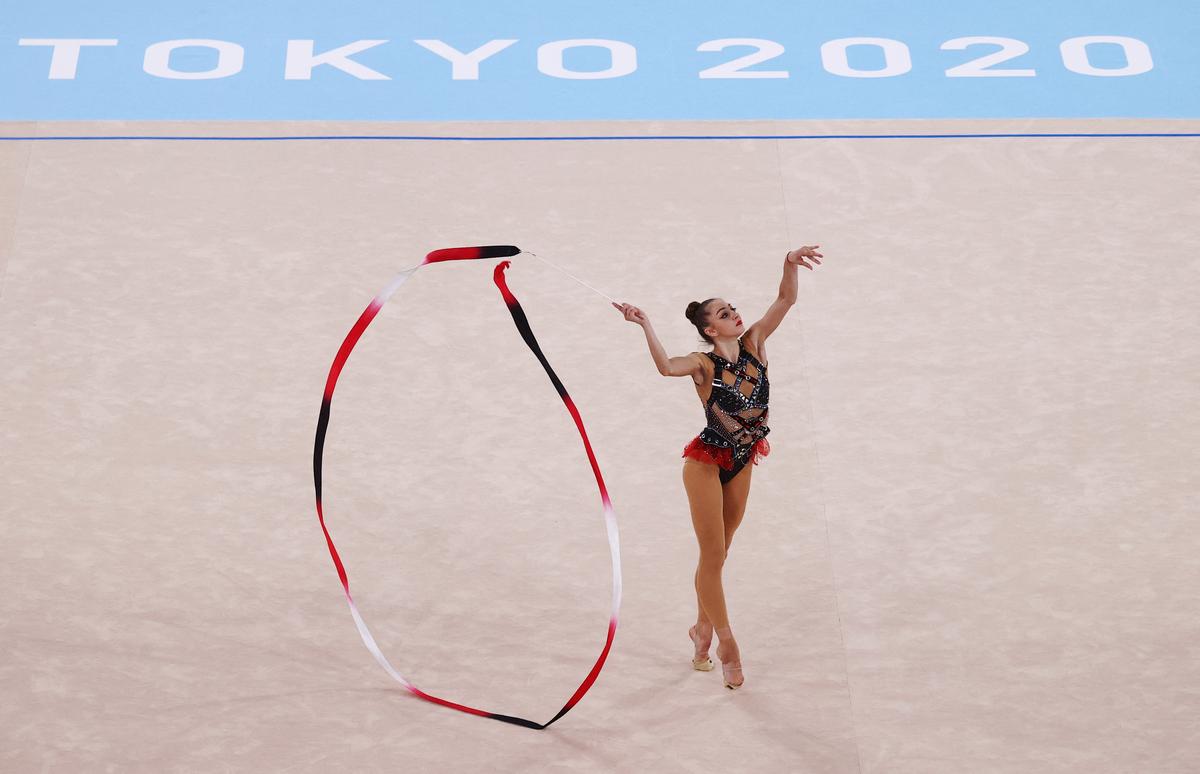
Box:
left=716, top=463, right=753, bottom=687
left=695, top=566, right=713, bottom=626
left=683, top=459, right=731, bottom=631
left=693, top=566, right=713, bottom=652
left=721, top=458, right=754, bottom=552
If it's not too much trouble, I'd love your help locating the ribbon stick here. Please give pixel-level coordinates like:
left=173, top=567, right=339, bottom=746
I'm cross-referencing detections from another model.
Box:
left=519, top=250, right=617, bottom=304
left=312, top=245, right=622, bottom=730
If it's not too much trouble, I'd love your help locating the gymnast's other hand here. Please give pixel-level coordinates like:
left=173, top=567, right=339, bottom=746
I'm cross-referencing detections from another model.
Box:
left=786, top=245, right=824, bottom=270
left=612, top=302, right=648, bottom=326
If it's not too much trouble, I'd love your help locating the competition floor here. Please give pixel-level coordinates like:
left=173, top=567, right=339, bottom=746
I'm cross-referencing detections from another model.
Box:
left=2, top=118, right=1198, bottom=772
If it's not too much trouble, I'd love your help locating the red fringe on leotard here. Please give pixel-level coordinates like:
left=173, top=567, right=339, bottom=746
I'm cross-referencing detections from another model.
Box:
left=681, top=436, right=771, bottom=471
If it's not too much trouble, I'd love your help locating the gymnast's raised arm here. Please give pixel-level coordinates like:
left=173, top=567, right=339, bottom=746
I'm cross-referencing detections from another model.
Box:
left=611, top=301, right=702, bottom=378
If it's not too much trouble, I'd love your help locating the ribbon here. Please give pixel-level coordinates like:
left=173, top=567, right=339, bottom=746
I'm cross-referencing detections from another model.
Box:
left=312, top=245, right=622, bottom=729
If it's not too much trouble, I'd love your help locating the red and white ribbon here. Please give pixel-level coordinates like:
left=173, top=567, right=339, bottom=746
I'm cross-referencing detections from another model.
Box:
left=312, top=246, right=622, bottom=729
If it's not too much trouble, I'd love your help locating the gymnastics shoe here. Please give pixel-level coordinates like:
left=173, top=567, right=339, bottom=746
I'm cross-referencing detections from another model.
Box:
left=688, top=624, right=714, bottom=671
left=715, top=627, right=744, bottom=690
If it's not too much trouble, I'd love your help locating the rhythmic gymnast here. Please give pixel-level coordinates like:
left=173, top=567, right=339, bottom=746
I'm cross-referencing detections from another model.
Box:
left=612, top=245, right=824, bottom=690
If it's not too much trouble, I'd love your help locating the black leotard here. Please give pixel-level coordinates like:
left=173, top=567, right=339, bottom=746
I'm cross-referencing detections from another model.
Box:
left=692, top=336, right=770, bottom=481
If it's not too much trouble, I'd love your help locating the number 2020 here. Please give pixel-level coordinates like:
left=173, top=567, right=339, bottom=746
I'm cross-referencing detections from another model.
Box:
left=696, top=36, right=1153, bottom=79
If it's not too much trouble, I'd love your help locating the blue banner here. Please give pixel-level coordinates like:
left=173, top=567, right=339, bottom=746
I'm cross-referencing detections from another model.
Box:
left=1, top=0, right=1195, bottom=120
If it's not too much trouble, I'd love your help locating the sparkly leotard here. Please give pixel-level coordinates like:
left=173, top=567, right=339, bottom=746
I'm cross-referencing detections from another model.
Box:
left=681, top=336, right=771, bottom=484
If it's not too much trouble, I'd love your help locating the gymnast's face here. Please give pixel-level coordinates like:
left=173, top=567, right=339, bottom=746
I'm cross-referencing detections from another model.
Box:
left=704, top=298, right=743, bottom=339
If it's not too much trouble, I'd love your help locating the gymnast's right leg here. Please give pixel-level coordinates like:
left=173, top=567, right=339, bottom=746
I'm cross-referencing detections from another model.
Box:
left=683, top=458, right=744, bottom=685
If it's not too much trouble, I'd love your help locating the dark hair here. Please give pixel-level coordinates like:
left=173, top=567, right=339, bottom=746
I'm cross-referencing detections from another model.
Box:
left=685, top=298, right=719, bottom=345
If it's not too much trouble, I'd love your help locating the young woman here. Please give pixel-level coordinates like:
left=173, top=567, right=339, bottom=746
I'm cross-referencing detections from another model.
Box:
left=612, top=245, right=824, bottom=690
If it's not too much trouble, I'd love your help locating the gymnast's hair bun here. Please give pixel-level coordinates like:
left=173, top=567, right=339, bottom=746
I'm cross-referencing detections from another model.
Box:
left=685, top=298, right=717, bottom=345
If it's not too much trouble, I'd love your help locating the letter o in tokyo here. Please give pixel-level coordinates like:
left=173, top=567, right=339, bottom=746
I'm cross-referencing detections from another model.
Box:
left=537, top=39, right=637, bottom=79
left=144, top=39, right=245, bottom=79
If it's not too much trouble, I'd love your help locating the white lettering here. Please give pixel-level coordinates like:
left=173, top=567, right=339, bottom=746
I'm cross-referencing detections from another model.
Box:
left=941, top=37, right=1036, bottom=77
left=143, top=39, right=244, bottom=80
left=537, top=39, right=637, bottom=80
left=821, top=37, right=912, bottom=78
left=18, top=38, right=118, bottom=79
left=697, top=39, right=788, bottom=79
left=413, top=39, right=517, bottom=80
left=285, top=40, right=390, bottom=80
left=1060, top=36, right=1153, bottom=77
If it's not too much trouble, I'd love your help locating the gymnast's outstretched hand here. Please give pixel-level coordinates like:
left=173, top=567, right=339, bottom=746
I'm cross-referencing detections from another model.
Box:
left=786, top=245, right=824, bottom=270
left=612, top=302, right=648, bottom=326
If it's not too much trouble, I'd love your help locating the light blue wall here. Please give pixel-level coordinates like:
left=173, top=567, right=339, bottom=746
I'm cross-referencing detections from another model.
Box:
left=1, top=1, right=1195, bottom=120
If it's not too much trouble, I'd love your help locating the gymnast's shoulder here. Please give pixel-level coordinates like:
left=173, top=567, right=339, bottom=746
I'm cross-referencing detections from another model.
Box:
left=660, top=352, right=709, bottom=384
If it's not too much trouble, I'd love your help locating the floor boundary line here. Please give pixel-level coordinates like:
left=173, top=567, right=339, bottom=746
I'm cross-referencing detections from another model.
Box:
left=0, top=132, right=1198, bottom=142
